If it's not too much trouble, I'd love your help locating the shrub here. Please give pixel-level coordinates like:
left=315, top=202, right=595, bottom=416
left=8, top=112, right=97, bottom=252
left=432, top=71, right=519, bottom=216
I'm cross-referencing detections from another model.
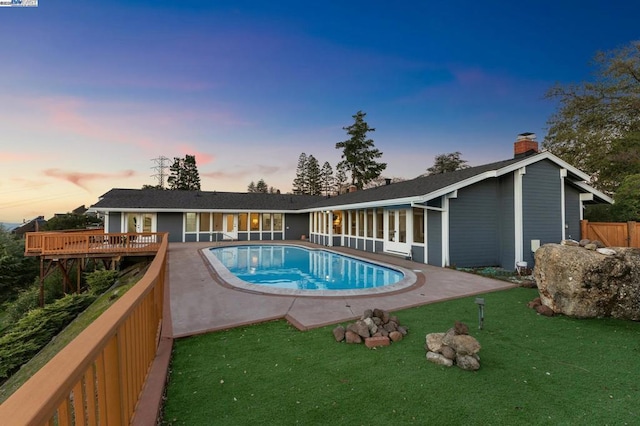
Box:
left=0, top=293, right=96, bottom=381
left=85, top=269, right=119, bottom=295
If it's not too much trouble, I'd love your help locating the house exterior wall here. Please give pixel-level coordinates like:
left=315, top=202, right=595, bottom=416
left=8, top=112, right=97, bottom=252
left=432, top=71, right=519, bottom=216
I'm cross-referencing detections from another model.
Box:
left=108, top=212, right=121, bottom=233
left=284, top=213, right=309, bottom=240
left=498, top=174, right=515, bottom=269
left=449, top=179, right=500, bottom=268
left=565, top=185, right=581, bottom=241
left=158, top=212, right=184, bottom=243
left=522, top=160, right=563, bottom=266
left=427, top=209, right=442, bottom=266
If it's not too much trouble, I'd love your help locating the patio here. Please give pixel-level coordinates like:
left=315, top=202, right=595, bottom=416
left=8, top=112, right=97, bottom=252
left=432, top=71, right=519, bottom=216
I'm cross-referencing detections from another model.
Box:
left=167, top=241, right=517, bottom=338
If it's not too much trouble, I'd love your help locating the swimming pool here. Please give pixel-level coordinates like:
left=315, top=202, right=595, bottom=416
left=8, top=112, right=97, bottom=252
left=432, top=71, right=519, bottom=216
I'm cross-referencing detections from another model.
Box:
left=202, top=244, right=416, bottom=296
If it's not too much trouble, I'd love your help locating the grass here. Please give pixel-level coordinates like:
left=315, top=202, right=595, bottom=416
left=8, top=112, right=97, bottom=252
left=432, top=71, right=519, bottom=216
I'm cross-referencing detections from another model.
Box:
left=161, top=287, right=640, bottom=425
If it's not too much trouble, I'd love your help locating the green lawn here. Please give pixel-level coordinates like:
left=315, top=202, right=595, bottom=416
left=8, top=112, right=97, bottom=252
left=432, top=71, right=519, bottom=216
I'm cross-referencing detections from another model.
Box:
left=161, top=287, right=640, bottom=425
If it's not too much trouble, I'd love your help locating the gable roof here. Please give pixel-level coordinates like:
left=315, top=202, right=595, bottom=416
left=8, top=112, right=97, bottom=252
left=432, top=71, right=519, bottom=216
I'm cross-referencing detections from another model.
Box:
left=91, top=189, right=324, bottom=212
left=90, top=151, right=612, bottom=214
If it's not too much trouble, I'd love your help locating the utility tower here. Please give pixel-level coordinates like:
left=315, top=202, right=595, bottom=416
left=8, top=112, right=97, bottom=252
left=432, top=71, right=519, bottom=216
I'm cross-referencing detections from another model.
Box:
left=151, top=156, right=170, bottom=188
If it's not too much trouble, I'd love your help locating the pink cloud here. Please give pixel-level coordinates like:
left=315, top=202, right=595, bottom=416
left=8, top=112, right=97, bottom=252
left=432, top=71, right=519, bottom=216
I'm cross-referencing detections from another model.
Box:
left=0, top=152, right=32, bottom=162
left=44, top=168, right=137, bottom=191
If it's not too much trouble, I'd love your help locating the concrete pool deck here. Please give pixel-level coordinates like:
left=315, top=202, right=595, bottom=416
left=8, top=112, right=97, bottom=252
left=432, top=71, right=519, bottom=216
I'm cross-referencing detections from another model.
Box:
left=167, top=241, right=517, bottom=338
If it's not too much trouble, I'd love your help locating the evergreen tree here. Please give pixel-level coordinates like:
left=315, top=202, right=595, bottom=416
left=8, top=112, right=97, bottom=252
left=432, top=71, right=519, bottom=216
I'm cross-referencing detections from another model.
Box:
left=320, top=161, right=334, bottom=196
left=292, top=153, right=308, bottom=194
left=247, top=181, right=257, bottom=192
left=334, top=163, right=348, bottom=195
left=426, top=152, right=469, bottom=175
left=168, top=155, right=201, bottom=190
left=306, top=155, right=322, bottom=196
left=256, top=179, right=269, bottom=193
left=335, top=111, right=386, bottom=189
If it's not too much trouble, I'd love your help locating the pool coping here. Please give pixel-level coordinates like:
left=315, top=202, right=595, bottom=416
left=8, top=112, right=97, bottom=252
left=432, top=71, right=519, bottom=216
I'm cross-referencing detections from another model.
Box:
left=200, top=243, right=418, bottom=297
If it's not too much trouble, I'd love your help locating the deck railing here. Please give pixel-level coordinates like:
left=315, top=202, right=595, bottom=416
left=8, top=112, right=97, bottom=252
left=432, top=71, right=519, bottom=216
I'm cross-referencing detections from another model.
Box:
left=0, top=233, right=169, bottom=425
left=25, top=231, right=164, bottom=256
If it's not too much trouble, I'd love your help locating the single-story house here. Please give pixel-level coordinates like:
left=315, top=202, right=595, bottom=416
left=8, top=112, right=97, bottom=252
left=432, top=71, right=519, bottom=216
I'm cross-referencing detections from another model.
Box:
left=90, top=134, right=611, bottom=270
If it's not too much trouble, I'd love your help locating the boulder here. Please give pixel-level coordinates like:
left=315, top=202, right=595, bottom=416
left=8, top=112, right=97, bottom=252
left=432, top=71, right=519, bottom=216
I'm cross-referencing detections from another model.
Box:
left=345, top=330, right=362, bottom=344
left=440, top=345, right=456, bottom=360
left=426, top=351, right=453, bottom=367
left=425, top=333, right=445, bottom=353
left=445, top=334, right=481, bottom=356
left=456, top=354, right=480, bottom=371
left=365, top=336, right=390, bottom=348
left=363, top=317, right=378, bottom=335
left=353, top=320, right=371, bottom=339
left=454, top=321, right=469, bottom=335
left=389, top=331, right=403, bottom=342
left=534, top=244, right=640, bottom=320
left=333, top=325, right=346, bottom=342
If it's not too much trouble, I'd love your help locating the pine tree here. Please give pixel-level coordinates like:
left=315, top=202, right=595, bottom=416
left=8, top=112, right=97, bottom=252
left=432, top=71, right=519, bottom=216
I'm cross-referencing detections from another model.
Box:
left=334, top=163, right=348, bottom=195
left=256, top=179, right=268, bottom=193
left=306, top=155, right=322, bottom=196
left=292, top=153, right=309, bottom=194
left=335, top=111, right=386, bottom=189
left=247, top=181, right=257, bottom=192
left=168, top=154, right=201, bottom=190
left=321, top=161, right=334, bottom=196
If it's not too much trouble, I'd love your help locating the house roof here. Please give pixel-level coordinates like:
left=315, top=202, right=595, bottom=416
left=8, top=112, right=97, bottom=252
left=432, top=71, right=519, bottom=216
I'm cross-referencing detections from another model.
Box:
left=90, top=151, right=612, bottom=213
left=91, top=189, right=324, bottom=212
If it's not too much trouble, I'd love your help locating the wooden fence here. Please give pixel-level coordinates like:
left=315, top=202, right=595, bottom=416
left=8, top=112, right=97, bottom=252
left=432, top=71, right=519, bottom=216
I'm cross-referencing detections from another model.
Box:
left=580, top=220, right=640, bottom=247
left=0, top=234, right=169, bottom=425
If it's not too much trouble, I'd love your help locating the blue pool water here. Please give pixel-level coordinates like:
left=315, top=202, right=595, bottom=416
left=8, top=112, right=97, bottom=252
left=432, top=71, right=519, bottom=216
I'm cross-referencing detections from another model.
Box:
left=207, top=245, right=404, bottom=291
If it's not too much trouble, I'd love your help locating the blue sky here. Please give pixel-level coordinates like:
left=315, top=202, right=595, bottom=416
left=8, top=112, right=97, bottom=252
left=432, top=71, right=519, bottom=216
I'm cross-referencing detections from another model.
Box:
left=0, top=1, right=637, bottom=222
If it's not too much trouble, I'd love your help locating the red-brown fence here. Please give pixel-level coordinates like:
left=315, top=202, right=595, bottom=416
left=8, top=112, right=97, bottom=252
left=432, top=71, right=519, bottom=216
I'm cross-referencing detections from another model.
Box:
left=580, top=220, right=640, bottom=247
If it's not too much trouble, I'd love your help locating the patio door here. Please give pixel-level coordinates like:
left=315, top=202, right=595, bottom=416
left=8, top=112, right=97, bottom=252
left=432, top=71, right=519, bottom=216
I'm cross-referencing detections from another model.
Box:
left=126, top=213, right=155, bottom=233
left=224, top=214, right=238, bottom=240
left=384, top=209, right=410, bottom=255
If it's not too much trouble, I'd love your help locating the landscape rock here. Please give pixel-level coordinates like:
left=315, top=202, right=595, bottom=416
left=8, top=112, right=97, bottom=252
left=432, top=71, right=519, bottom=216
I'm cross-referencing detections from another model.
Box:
left=425, top=333, right=445, bottom=353
left=456, top=354, right=480, bottom=371
left=333, top=325, right=346, bottom=342
left=353, top=320, right=371, bottom=339
left=454, top=321, right=469, bottom=335
left=534, top=244, right=640, bottom=320
left=389, top=331, right=403, bottom=342
left=447, top=334, right=481, bottom=356
left=535, top=304, right=554, bottom=317
left=363, top=317, right=378, bottom=335
left=426, top=351, right=453, bottom=367
left=345, top=330, right=362, bottom=344
left=440, top=346, right=456, bottom=360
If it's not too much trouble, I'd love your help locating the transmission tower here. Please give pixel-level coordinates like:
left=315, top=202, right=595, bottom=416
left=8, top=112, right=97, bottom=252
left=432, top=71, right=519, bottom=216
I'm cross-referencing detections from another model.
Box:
left=151, top=156, right=170, bottom=188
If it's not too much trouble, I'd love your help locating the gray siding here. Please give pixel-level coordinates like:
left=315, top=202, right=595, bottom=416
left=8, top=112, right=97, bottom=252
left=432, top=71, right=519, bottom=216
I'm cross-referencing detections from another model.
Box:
left=498, top=175, right=515, bottom=270
left=449, top=179, right=499, bottom=268
left=427, top=210, right=442, bottom=266
left=411, top=245, right=424, bottom=262
left=565, top=185, right=581, bottom=241
left=158, top=213, right=183, bottom=243
left=108, top=212, right=121, bottom=233
left=522, top=160, right=563, bottom=266
left=284, top=213, right=309, bottom=240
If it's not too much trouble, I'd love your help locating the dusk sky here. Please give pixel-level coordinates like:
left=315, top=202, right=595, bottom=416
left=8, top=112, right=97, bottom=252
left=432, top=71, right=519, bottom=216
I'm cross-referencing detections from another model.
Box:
left=1, top=1, right=638, bottom=223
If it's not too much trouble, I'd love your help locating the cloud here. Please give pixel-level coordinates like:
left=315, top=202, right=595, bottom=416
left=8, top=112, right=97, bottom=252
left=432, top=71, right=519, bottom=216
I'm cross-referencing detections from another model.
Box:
left=43, top=169, right=137, bottom=191
left=0, top=152, right=32, bottom=162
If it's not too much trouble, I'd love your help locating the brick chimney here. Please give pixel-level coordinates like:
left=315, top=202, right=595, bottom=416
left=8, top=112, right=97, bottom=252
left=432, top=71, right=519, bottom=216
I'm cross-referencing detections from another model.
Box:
left=514, top=132, right=539, bottom=158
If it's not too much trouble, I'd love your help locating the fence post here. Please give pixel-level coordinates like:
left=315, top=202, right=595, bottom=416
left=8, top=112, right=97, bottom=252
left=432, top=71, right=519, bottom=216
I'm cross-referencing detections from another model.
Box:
left=628, top=221, right=637, bottom=247
left=580, top=220, right=588, bottom=241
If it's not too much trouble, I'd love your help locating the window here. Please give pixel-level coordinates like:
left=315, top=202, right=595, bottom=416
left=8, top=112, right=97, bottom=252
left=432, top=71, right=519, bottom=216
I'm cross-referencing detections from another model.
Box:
left=358, top=210, right=365, bottom=236
left=199, top=212, right=211, bottom=232
left=262, top=213, right=272, bottom=231
left=333, top=211, right=342, bottom=234
left=376, top=208, right=383, bottom=239
left=238, top=213, right=248, bottom=231
left=185, top=213, right=196, bottom=233
left=213, top=213, right=223, bottom=231
left=366, top=209, right=373, bottom=237
left=250, top=213, right=260, bottom=231
left=273, top=213, right=283, bottom=231
left=413, top=208, right=424, bottom=243
left=349, top=211, right=357, bottom=236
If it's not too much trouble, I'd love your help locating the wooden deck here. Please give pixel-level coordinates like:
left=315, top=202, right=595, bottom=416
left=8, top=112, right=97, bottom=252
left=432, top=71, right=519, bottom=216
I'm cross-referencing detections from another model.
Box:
left=25, top=231, right=164, bottom=258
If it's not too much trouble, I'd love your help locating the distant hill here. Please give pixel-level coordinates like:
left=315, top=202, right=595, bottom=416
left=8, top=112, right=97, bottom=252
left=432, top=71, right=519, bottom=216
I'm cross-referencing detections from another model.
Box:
left=0, top=222, right=21, bottom=231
